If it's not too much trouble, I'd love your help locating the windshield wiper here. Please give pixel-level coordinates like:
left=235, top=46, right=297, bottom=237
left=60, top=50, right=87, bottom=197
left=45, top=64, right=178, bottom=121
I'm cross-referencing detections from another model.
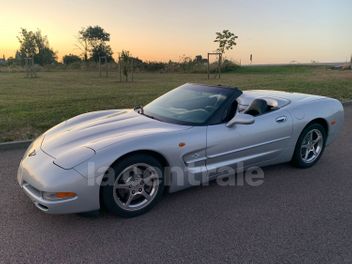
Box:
left=143, top=113, right=157, bottom=120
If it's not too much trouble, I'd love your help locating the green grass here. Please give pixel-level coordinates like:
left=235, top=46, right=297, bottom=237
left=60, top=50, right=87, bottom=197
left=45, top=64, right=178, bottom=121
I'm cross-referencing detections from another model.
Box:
left=1, top=66, right=352, bottom=142
left=234, top=64, right=321, bottom=74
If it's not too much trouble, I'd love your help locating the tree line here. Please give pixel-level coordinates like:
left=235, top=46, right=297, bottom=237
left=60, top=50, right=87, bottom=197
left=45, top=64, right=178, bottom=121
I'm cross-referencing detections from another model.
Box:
left=10, top=25, right=114, bottom=65
left=2, top=26, right=239, bottom=72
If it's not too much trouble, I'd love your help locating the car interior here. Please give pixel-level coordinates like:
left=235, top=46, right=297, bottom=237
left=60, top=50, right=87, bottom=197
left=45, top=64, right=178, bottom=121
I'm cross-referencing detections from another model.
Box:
left=237, top=97, right=286, bottom=117
left=244, top=98, right=271, bottom=116
left=221, top=97, right=280, bottom=124
left=144, top=85, right=289, bottom=125
left=175, top=95, right=281, bottom=124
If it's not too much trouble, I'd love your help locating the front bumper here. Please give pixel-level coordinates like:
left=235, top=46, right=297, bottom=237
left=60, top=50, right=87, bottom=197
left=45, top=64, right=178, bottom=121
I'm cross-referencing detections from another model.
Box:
left=17, top=147, right=100, bottom=214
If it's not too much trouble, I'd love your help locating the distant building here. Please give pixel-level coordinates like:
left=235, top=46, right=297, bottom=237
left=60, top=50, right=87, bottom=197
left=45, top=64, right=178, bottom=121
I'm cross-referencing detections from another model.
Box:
left=194, top=55, right=208, bottom=64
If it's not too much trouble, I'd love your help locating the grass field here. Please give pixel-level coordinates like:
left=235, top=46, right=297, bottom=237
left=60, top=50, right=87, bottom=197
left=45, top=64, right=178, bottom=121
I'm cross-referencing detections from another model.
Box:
left=1, top=65, right=352, bottom=142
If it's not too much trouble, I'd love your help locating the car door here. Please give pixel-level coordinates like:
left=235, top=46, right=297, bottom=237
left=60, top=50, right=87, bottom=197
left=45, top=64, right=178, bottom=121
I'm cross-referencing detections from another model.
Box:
left=205, top=110, right=293, bottom=177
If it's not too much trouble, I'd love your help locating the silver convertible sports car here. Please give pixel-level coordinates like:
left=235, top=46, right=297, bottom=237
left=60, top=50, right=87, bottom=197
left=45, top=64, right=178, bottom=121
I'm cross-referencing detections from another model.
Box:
left=17, top=83, right=344, bottom=217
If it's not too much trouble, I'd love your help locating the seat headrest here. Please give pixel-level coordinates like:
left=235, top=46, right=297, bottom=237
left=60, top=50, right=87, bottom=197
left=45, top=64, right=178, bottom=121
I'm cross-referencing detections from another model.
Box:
left=245, top=99, right=268, bottom=116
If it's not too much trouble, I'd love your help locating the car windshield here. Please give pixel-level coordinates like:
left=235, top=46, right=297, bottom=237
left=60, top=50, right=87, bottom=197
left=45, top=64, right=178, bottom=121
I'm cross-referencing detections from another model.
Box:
left=143, top=83, right=241, bottom=125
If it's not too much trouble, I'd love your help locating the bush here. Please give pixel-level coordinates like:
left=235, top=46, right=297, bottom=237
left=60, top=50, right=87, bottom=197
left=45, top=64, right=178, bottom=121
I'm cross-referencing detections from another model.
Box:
left=63, top=54, right=82, bottom=65
left=221, top=60, right=241, bottom=72
left=67, top=62, right=82, bottom=70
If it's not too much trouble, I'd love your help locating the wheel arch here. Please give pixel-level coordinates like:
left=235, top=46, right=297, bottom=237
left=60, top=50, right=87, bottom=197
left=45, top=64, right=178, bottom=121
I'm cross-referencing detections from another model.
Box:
left=295, top=118, right=329, bottom=148
left=305, top=118, right=329, bottom=135
left=99, top=149, right=170, bottom=209
left=291, top=117, right=329, bottom=160
left=291, top=117, right=328, bottom=167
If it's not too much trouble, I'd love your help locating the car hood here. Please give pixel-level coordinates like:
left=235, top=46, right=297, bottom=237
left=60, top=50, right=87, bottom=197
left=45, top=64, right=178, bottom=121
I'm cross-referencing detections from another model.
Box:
left=41, top=109, right=190, bottom=158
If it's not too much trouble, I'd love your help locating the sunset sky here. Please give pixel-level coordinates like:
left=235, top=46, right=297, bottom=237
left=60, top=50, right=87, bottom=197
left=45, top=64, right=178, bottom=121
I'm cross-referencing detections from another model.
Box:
left=1, top=0, right=351, bottom=64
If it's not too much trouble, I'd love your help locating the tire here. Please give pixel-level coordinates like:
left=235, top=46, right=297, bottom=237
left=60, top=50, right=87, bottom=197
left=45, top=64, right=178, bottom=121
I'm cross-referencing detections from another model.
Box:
left=101, top=154, right=164, bottom=218
left=291, top=123, right=326, bottom=168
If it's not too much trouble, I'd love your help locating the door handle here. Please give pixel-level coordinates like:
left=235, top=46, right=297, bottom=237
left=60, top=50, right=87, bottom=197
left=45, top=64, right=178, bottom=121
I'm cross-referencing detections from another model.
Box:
left=276, top=116, right=287, bottom=123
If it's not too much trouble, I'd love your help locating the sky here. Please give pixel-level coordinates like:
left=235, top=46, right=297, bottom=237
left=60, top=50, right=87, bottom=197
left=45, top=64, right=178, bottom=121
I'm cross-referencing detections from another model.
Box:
left=0, top=0, right=351, bottom=64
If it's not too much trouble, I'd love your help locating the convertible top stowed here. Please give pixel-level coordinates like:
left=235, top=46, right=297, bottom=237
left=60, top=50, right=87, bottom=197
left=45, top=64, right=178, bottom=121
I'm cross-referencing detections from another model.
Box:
left=17, top=83, right=344, bottom=217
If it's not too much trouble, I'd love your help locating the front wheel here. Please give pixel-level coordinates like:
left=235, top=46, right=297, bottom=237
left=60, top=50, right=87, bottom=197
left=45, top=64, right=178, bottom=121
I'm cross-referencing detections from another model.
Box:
left=291, top=123, right=326, bottom=168
left=101, top=154, right=164, bottom=218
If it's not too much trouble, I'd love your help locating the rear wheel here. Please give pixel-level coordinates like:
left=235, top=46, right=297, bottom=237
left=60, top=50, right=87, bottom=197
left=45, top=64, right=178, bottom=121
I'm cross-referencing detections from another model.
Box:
left=101, top=154, right=164, bottom=217
left=291, top=123, right=326, bottom=168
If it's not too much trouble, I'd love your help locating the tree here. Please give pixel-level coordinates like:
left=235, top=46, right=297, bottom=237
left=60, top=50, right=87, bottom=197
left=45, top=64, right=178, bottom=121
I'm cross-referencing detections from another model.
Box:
left=214, top=30, right=238, bottom=54
left=63, top=54, right=82, bottom=64
left=77, top=26, right=113, bottom=62
left=76, top=30, right=89, bottom=61
left=90, top=44, right=114, bottom=62
left=17, top=28, right=57, bottom=65
left=36, top=47, right=57, bottom=65
left=179, top=55, right=192, bottom=72
left=120, top=50, right=131, bottom=81
left=17, top=29, right=37, bottom=58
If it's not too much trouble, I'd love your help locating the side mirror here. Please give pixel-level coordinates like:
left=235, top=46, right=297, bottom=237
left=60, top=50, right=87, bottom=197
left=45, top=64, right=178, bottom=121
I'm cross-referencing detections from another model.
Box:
left=226, top=113, right=255, bottom=127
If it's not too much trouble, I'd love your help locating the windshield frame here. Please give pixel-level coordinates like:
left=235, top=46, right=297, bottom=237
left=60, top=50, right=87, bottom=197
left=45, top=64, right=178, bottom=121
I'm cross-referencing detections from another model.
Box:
left=143, top=83, right=242, bottom=126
